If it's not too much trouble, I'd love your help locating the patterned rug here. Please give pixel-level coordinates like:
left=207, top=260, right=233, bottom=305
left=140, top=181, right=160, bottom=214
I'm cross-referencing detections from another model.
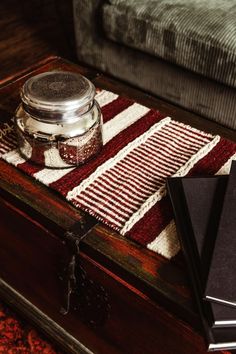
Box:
left=0, top=300, right=59, bottom=353
left=1, top=89, right=236, bottom=259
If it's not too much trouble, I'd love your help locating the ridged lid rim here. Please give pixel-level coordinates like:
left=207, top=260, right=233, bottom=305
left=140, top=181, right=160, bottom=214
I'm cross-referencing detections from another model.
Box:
left=21, top=71, right=96, bottom=123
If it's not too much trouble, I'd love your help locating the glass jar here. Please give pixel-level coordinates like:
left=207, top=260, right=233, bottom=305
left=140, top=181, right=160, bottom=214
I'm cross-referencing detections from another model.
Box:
left=14, top=71, right=103, bottom=168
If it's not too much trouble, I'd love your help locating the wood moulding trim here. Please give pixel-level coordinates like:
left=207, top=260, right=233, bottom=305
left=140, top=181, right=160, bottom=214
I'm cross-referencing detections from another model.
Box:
left=0, top=277, right=93, bottom=354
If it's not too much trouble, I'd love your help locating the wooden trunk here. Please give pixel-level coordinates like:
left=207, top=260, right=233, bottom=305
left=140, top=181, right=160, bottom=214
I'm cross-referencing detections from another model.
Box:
left=0, top=56, right=234, bottom=354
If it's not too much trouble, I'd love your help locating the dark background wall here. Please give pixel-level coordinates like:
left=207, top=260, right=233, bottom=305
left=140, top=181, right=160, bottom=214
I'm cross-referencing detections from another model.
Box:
left=0, top=0, right=76, bottom=79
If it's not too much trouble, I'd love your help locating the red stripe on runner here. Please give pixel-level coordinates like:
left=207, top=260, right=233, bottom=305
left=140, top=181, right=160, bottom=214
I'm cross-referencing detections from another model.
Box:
left=50, top=109, right=166, bottom=195
left=126, top=137, right=236, bottom=246
left=101, top=97, right=134, bottom=123
left=169, top=122, right=211, bottom=142
left=17, top=162, right=42, bottom=176
left=92, top=176, right=143, bottom=207
left=72, top=196, right=123, bottom=230
left=79, top=190, right=128, bottom=221
left=188, top=138, right=236, bottom=176
left=126, top=197, right=173, bottom=246
left=150, top=136, right=196, bottom=157
left=86, top=184, right=138, bottom=213
left=154, top=131, right=197, bottom=154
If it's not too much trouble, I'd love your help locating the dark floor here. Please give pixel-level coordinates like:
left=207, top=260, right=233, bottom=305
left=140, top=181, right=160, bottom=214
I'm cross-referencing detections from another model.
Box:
left=0, top=0, right=76, bottom=80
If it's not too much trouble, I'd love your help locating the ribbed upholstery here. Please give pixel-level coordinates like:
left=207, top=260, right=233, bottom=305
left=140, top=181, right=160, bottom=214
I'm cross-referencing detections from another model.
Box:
left=103, top=0, right=236, bottom=88
left=73, top=0, right=236, bottom=129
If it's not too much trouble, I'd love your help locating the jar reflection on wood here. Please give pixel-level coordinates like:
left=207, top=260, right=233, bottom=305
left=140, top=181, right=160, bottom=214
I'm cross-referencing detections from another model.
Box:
left=14, top=71, right=103, bottom=168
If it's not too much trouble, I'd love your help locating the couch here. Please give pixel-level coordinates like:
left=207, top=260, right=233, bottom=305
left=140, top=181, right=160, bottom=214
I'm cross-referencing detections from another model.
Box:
left=73, top=0, right=236, bottom=129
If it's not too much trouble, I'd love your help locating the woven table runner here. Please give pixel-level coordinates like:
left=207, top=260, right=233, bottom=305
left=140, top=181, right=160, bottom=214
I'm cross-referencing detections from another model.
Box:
left=1, top=89, right=236, bottom=259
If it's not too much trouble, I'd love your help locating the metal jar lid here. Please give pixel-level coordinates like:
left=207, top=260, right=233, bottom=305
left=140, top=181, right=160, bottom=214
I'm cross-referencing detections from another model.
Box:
left=21, top=71, right=96, bottom=123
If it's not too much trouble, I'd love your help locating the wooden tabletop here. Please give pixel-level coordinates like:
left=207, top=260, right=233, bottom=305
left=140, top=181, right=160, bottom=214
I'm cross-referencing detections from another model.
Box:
left=0, top=56, right=235, bottom=352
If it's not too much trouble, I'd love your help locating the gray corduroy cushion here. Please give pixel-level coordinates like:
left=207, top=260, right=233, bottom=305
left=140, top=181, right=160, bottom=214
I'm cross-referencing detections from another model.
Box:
left=73, top=0, right=236, bottom=129
left=102, top=0, right=236, bottom=88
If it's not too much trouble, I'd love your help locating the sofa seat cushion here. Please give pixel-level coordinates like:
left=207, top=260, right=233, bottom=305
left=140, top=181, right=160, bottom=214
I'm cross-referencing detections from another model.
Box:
left=102, top=0, right=236, bottom=88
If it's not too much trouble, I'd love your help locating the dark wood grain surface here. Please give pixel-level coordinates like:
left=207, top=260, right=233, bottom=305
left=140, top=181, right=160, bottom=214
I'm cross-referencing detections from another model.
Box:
left=0, top=57, right=233, bottom=354
left=0, top=0, right=76, bottom=80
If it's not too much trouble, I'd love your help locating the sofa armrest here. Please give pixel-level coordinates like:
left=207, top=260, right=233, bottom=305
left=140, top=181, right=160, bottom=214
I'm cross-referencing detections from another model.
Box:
left=73, top=0, right=108, bottom=68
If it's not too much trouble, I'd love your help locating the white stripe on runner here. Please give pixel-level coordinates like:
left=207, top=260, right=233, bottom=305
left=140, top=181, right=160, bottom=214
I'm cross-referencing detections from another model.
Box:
left=79, top=189, right=131, bottom=219
left=2, top=149, right=25, bottom=165
left=120, top=135, right=220, bottom=235
left=171, top=120, right=213, bottom=138
left=44, top=148, right=75, bottom=169
left=66, top=117, right=171, bottom=200
left=95, top=90, right=118, bottom=107
left=1, top=135, right=32, bottom=164
left=172, top=136, right=220, bottom=177
left=114, top=164, right=158, bottom=191
left=154, top=131, right=198, bottom=153
left=3, top=134, right=16, bottom=145
left=0, top=134, right=16, bottom=146
left=87, top=183, right=140, bottom=212
left=167, top=123, right=211, bottom=143
left=145, top=140, right=187, bottom=162
left=147, top=134, right=197, bottom=159
left=125, top=151, right=183, bottom=177
left=86, top=186, right=137, bottom=214
left=89, top=178, right=142, bottom=209
left=0, top=147, right=10, bottom=155
left=98, top=173, right=149, bottom=202
left=216, top=152, right=236, bottom=175
left=150, top=134, right=197, bottom=156
left=147, top=220, right=180, bottom=259
left=0, top=147, right=8, bottom=153
left=120, top=157, right=165, bottom=182
left=160, top=128, right=204, bottom=149
left=136, top=143, right=183, bottom=167
left=34, top=166, right=75, bottom=185
left=0, top=138, right=15, bottom=149
left=131, top=147, right=181, bottom=172
left=103, top=103, right=150, bottom=144
left=74, top=194, right=125, bottom=226
left=107, top=168, right=155, bottom=195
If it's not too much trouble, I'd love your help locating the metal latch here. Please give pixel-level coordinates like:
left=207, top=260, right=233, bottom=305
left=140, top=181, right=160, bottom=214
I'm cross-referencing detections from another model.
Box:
left=60, top=219, right=111, bottom=327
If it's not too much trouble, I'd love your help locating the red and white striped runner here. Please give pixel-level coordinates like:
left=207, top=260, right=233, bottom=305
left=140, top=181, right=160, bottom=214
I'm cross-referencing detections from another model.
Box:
left=1, top=89, right=236, bottom=259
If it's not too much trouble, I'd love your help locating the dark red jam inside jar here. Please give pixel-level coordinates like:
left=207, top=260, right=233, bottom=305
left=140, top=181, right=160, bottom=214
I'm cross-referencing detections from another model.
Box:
left=14, top=71, right=103, bottom=168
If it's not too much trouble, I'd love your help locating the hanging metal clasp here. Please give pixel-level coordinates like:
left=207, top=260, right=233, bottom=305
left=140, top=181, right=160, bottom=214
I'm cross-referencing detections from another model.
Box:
left=60, top=220, right=111, bottom=327
left=60, top=228, right=85, bottom=316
